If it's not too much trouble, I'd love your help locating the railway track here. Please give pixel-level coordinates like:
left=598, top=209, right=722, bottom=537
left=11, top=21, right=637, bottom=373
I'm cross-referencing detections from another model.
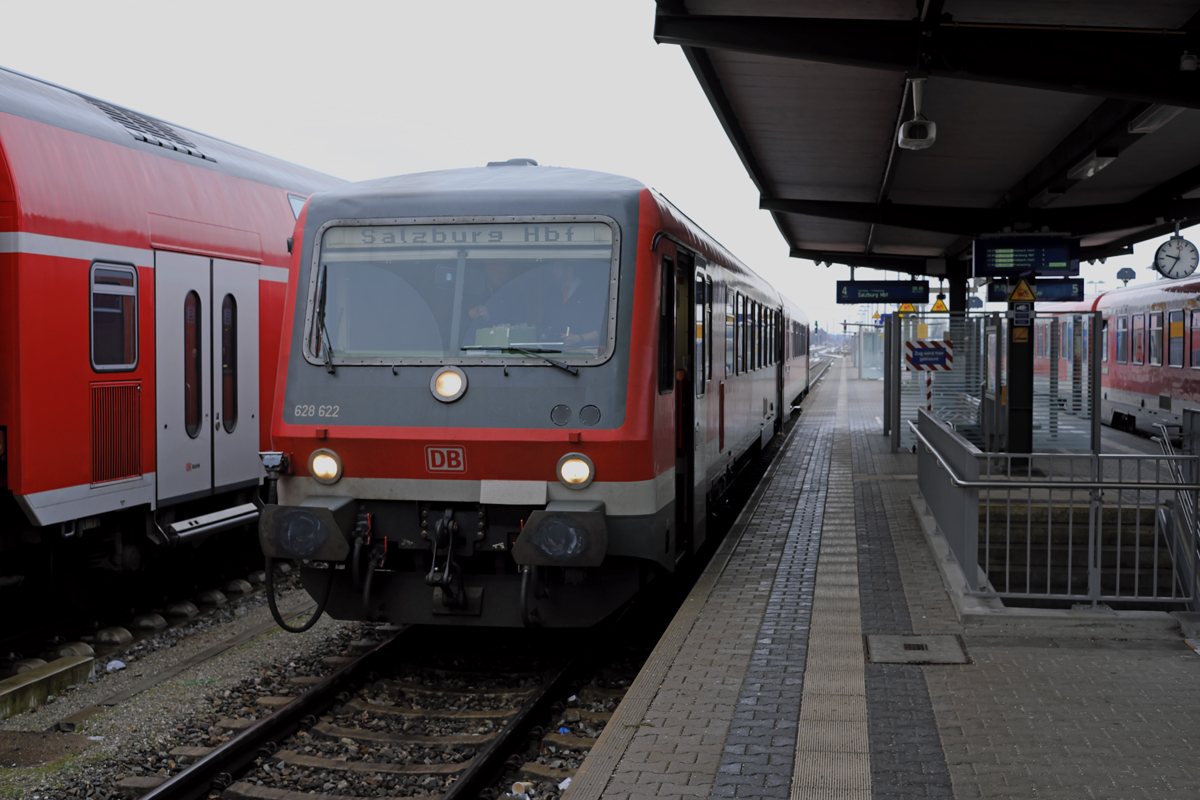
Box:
left=129, top=626, right=609, bottom=800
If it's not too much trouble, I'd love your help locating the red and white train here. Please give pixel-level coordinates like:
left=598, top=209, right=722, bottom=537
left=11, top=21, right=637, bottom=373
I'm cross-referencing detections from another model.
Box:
left=260, top=162, right=812, bottom=628
left=0, top=67, right=342, bottom=598
left=1044, top=275, right=1200, bottom=434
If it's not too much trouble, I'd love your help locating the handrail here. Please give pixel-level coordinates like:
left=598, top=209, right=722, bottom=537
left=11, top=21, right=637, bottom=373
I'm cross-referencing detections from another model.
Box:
left=908, top=420, right=1200, bottom=492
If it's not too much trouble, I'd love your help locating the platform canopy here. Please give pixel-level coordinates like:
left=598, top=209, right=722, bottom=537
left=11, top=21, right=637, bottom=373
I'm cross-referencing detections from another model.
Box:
left=654, top=1, right=1200, bottom=278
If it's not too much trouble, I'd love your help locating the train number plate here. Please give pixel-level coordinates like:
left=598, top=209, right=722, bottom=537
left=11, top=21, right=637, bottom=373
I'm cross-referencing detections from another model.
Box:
left=425, top=445, right=467, bottom=473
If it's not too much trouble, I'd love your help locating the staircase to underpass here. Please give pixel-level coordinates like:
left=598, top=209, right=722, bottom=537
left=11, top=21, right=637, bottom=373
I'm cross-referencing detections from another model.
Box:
left=979, top=503, right=1190, bottom=610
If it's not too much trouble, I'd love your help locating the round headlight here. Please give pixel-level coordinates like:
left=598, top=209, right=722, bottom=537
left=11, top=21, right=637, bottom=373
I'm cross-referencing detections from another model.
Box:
left=308, top=449, right=343, bottom=484
left=430, top=366, right=467, bottom=403
left=556, top=452, right=595, bottom=489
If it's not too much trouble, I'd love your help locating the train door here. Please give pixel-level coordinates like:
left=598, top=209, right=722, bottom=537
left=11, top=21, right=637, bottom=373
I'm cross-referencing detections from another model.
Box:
left=692, top=262, right=710, bottom=551
left=775, top=310, right=785, bottom=432
left=155, top=252, right=260, bottom=504
left=211, top=259, right=260, bottom=492
left=672, top=251, right=706, bottom=557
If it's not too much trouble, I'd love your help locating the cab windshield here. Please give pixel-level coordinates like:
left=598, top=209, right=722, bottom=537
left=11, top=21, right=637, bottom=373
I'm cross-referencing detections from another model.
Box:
left=309, top=221, right=615, bottom=363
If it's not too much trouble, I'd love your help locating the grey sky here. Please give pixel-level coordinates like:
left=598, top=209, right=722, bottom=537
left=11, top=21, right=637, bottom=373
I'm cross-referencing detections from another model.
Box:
left=6, top=1, right=1186, bottom=331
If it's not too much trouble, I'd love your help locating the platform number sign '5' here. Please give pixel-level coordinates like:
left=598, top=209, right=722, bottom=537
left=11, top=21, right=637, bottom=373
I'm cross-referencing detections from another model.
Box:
left=425, top=445, right=467, bottom=473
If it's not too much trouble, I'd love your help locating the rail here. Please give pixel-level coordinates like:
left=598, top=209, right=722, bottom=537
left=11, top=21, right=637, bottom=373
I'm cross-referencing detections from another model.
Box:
left=141, top=631, right=407, bottom=800
left=911, top=411, right=1200, bottom=607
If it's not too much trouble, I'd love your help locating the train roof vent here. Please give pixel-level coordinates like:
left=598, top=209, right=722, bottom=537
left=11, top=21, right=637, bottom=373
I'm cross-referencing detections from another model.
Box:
left=486, top=158, right=538, bottom=167
left=83, top=96, right=215, bottom=162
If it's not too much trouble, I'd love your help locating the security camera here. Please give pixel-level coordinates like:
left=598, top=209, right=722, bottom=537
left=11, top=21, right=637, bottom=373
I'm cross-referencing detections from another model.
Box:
left=897, top=77, right=936, bottom=151
left=898, top=119, right=937, bottom=150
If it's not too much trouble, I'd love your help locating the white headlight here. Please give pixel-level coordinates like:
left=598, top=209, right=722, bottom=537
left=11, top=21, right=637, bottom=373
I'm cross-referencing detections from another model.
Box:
left=430, top=367, right=467, bottom=403
left=556, top=452, right=595, bottom=489
left=309, top=449, right=343, bottom=484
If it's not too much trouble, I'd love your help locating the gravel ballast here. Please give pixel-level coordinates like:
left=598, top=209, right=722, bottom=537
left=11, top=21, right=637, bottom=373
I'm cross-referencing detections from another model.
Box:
left=0, top=580, right=363, bottom=800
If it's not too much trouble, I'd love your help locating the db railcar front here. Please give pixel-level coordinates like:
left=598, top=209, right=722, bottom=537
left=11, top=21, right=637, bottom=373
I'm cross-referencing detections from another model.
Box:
left=261, top=165, right=668, bottom=627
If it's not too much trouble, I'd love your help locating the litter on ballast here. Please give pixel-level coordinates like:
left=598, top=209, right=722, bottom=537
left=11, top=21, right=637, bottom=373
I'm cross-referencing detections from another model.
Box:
left=106, top=660, right=126, bottom=672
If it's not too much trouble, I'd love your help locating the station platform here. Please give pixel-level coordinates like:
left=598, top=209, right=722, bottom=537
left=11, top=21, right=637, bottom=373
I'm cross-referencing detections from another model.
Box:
left=566, top=360, right=1200, bottom=800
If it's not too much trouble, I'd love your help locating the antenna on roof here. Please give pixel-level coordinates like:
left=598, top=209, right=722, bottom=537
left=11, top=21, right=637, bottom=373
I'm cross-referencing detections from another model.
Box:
left=486, top=158, right=538, bottom=167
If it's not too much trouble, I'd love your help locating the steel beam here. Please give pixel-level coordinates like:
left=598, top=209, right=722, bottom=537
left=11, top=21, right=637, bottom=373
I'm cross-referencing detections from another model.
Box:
left=654, top=15, right=1200, bottom=109
left=762, top=196, right=1200, bottom=238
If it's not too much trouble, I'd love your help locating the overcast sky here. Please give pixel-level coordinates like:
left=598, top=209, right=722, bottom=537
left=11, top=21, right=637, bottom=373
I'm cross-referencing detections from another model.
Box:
left=5, top=1, right=1190, bottom=332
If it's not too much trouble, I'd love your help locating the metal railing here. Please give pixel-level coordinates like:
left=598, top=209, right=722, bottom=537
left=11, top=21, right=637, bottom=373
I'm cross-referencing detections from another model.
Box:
left=913, top=410, right=1200, bottom=608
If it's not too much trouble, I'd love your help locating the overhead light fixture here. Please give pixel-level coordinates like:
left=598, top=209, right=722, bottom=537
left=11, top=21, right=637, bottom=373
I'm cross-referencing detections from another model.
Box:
left=1128, top=104, right=1184, bottom=133
left=1029, top=187, right=1065, bottom=208
left=1066, top=149, right=1118, bottom=181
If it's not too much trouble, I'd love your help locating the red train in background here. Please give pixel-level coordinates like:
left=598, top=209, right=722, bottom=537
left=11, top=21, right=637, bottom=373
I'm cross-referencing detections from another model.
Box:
left=1045, top=275, right=1200, bottom=434
left=259, top=163, right=813, bottom=628
left=0, top=66, right=342, bottom=600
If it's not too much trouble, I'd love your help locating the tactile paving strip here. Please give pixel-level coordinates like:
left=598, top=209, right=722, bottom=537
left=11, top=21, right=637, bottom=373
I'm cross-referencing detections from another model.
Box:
left=790, top=375, right=872, bottom=800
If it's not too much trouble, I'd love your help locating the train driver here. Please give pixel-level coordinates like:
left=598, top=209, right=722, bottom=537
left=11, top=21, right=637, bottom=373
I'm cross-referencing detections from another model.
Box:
left=541, top=260, right=605, bottom=350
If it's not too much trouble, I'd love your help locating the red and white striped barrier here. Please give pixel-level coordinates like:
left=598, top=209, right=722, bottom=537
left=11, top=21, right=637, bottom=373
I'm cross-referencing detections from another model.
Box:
left=904, top=339, right=953, bottom=371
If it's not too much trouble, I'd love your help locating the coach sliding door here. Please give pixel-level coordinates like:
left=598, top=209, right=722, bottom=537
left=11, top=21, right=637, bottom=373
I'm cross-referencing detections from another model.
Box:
left=156, top=252, right=213, bottom=503
left=211, top=258, right=259, bottom=492
left=156, top=252, right=260, bottom=504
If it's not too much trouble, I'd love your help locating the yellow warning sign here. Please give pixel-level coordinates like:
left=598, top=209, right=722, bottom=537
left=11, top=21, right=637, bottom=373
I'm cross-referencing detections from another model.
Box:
left=930, top=298, right=948, bottom=312
left=1007, top=278, right=1037, bottom=303
left=1013, top=327, right=1030, bottom=343
left=872, top=311, right=881, bottom=320
left=898, top=303, right=916, bottom=313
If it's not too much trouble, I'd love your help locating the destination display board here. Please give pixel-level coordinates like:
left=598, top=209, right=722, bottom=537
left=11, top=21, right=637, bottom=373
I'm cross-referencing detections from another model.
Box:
left=986, top=278, right=1085, bottom=303
left=836, top=280, right=929, bottom=304
left=973, top=238, right=1080, bottom=278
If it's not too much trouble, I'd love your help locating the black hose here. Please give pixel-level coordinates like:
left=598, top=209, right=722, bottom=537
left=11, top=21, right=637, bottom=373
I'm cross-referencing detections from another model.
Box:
left=519, top=566, right=540, bottom=628
left=265, top=556, right=335, bottom=633
left=363, top=557, right=377, bottom=619
left=351, top=538, right=365, bottom=589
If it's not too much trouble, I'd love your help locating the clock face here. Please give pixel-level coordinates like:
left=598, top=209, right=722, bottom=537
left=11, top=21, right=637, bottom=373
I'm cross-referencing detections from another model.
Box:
left=1156, top=237, right=1200, bottom=279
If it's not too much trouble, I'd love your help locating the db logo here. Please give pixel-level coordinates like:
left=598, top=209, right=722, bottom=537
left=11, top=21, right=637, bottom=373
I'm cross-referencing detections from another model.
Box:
left=425, top=445, right=466, bottom=473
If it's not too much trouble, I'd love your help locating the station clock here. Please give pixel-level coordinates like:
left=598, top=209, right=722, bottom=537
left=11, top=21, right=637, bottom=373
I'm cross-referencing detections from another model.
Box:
left=1155, top=236, right=1200, bottom=279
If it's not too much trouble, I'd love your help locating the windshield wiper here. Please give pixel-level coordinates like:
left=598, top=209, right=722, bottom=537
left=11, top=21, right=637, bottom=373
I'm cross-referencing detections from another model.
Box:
left=316, top=264, right=336, bottom=375
left=461, top=345, right=579, bottom=375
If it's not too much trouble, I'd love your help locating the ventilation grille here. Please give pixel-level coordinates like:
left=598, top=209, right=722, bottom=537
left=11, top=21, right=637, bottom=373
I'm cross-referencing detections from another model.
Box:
left=903, top=643, right=930, bottom=651
left=84, top=97, right=215, bottom=161
left=92, top=382, right=142, bottom=485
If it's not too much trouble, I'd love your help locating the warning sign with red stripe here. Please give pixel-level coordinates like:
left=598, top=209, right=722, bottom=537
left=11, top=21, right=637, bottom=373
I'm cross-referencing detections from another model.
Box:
left=905, top=339, right=953, bottom=371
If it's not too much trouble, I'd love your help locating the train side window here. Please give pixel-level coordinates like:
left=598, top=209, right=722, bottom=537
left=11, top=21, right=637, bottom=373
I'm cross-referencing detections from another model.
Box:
left=705, top=276, right=713, bottom=384
left=90, top=263, right=138, bottom=371
left=770, top=310, right=776, bottom=364
left=221, top=294, right=238, bottom=432
left=1117, top=316, right=1128, bottom=364
left=1101, top=318, right=1108, bottom=363
left=184, top=291, right=202, bottom=438
left=695, top=273, right=705, bottom=396
left=747, top=300, right=755, bottom=370
left=1192, top=311, right=1200, bottom=368
left=1168, top=311, right=1184, bottom=368
left=726, top=287, right=735, bottom=377
left=1132, top=313, right=1145, bottom=365
left=736, top=293, right=745, bottom=374
left=754, top=303, right=761, bottom=369
left=1149, top=313, right=1164, bottom=366
left=658, top=257, right=675, bottom=394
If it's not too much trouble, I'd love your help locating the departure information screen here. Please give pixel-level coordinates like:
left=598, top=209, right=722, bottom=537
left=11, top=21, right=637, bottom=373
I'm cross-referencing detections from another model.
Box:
left=973, top=238, right=1080, bottom=278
